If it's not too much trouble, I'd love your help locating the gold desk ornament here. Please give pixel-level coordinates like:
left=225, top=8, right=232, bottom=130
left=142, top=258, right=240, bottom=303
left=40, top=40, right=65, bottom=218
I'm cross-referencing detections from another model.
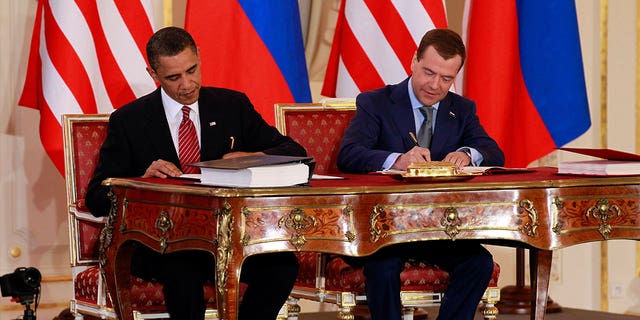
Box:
left=406, top=161, right=457, bottom=177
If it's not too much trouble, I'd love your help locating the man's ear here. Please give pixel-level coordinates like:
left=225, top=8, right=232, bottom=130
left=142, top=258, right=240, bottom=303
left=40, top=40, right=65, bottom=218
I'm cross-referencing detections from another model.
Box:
left=146, top=67, right=159, bottom=83
left=410, top=51, right=418, bottom=69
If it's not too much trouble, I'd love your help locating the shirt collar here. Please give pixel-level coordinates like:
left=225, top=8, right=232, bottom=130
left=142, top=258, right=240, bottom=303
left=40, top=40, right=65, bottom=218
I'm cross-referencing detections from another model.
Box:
left=160, top=87, right=199, bottom=119
left=408, top=76, right=440, bottom=111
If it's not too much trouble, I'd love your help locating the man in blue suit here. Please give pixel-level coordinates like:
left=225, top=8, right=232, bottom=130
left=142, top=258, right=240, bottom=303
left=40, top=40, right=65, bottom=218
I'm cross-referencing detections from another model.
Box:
left=337, top=28, right=504, bottom=320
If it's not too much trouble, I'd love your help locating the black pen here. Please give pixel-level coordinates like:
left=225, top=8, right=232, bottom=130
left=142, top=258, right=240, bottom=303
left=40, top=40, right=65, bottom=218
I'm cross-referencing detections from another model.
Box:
left=409, top=132, right=420, bottom=147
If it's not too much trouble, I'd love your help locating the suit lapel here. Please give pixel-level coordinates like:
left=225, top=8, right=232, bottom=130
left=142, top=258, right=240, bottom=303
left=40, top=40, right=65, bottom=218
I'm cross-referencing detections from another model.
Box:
left=390, top=78, right=419, bottom=150
left=431, top=93, right=455, bottom=153
left=198, top=88, right=228, bottom=160
left=142, top=89, right=181, bottom=164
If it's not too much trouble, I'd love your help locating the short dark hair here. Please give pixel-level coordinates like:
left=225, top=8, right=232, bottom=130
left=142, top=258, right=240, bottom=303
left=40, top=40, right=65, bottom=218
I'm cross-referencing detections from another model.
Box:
left=146, top=26, right=197, bottom=71
left=416, top=28, right=466, bottom=69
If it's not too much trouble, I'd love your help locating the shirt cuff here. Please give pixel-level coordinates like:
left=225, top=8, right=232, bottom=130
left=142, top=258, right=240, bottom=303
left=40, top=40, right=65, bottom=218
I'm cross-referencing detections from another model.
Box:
left=382, top=153, right=402, bottom=170
left=458, top=147, right=483, bottom=166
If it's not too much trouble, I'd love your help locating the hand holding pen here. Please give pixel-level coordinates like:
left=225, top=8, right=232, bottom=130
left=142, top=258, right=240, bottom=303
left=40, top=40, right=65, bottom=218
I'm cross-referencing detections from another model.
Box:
left=409, top=132, right=420, bottom=147
left=389, top=132, right=431, bottom=170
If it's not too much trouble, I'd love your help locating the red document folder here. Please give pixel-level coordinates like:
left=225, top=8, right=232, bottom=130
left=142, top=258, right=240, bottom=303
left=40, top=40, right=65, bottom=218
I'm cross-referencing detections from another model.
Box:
left=559, top=147, right=640, bottom=161
left=558, top=148, right=640, bottom=176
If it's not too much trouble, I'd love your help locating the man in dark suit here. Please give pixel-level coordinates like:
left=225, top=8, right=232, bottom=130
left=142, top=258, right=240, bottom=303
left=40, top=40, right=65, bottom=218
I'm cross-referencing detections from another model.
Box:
left=86, top=26, right=305, bottom=320
left=337, top=29, right=505, bottom=320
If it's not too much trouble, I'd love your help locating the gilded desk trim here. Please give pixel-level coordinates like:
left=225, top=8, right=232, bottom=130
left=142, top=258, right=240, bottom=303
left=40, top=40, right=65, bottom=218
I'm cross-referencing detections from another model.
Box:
left=100, top=172, right=640, bottom=320
left=240, top=203, right=356, bottom=249
left=102, top=175, right=640, bottom=198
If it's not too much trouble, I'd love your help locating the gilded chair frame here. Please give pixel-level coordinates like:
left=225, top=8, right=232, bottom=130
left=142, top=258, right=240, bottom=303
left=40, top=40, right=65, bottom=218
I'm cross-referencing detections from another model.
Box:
left=63, top=114, right=178, bottom=320
left=63, top=113, right=117, bottom=319
left=275, top=100, right=357, bottom=137
left=275, top=99, right=356, bottom=176
left=63, top=113, right=287, bottom=320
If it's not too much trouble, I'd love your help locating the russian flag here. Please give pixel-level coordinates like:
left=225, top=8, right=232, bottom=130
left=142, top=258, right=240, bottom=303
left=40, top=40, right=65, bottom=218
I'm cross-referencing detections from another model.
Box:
left=463, top=0, right=591, bottom=167
left=185, top=0, right=311, bottom=124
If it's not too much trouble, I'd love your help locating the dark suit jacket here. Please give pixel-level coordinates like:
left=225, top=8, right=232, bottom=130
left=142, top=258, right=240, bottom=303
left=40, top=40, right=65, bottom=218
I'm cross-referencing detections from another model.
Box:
left=86, top=86, right=306, bottom=217
left=337, top=78, right=504, bottom=173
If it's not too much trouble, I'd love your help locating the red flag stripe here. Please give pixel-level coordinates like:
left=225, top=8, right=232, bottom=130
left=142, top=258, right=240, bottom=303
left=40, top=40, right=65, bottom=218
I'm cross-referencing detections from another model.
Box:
left=102, top=1, right=155, bottom=100
left=114, top=0, right=154, bottom=61
left=338, top=22, right=385, bottom=94
left=75, top=1, right=139, bottom=110
left=320, top=0, right=347, bottom=98
left=364, top=0, right=415, bottom=75
left=185, top=0, right=306, bottom=124
left=345, top=0, right=406, bottom=85
left=422, top=0, right=448, bottom=28
left=322, top=0, right=448, bottom=98
left=43, top=1, right=98, bottom=115
left=19, top=0, right=156, bottom=176
left=19, top=0, right=44, bottom=111
left=38, top=100, right=65, bottom=173
left=462, top=0, right=565, bottom=167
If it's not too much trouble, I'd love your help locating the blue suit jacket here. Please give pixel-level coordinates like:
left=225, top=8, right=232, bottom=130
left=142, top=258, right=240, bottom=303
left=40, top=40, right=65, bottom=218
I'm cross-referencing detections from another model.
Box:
left=337, top=78, right=504, bottom=173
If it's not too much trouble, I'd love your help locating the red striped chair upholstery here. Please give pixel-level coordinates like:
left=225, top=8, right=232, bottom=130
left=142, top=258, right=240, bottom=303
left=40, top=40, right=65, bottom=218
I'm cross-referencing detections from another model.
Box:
left=275, top=102, right=501, bottom=320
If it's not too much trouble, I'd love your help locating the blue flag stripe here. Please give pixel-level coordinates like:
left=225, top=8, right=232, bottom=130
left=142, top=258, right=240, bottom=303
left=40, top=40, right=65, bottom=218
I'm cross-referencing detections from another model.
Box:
left=516, top=0, right=591, bottom=146
left=238, top=0, right=311, bottom=102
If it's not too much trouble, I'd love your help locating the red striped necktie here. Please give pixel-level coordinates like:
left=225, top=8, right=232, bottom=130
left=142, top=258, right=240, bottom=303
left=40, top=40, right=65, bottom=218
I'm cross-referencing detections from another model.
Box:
left=178, top=106, right=200, bottom=174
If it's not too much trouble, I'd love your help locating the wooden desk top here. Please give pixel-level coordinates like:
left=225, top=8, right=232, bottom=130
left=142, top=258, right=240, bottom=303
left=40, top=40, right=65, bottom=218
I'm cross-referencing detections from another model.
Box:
left=104, top=167, right=640, bottom=197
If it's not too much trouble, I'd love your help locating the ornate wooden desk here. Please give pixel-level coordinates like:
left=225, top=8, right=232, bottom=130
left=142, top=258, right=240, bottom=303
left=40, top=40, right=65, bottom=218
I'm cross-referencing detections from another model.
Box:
left=99, top=168, right=640, bottom=320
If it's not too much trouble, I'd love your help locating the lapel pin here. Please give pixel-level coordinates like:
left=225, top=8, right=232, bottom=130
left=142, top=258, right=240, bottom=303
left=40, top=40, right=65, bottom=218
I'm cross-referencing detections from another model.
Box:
left=449, top=111, right=456, bottom=118
left=209, top=121, right=216, bottom=126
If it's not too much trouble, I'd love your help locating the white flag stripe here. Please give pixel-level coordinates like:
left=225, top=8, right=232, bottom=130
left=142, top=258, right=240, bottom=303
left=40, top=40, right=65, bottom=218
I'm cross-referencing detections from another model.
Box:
left=39, top=20, right=83, bottom=122
left=141, top=0, right=156, bottom=25
left=50, top=0, right=114, bottom=112
left=322, top=0, right=447, bottom=99
left=335, top=57, right=360, bottom=98
left=20, top=0, right=156, bottom=174
left=391, top=0, right=437, bottom=44
left=98, top=1, right=155, bottom=99
left=345, top=0, right=406, bottom=84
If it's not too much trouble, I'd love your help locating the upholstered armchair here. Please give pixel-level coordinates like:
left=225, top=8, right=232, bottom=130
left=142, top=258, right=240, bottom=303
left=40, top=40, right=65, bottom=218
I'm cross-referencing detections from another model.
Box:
left=62, top=114, right=219, bottom=319
left=274, top=102, right=501, bottom=320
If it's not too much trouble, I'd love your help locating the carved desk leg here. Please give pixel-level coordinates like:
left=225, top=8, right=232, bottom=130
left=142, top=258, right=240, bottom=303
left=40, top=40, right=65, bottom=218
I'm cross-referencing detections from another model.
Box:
left=216, top=201, right=239, bottom=320
left=530, top=249, right=552, bottom=320
left=101, top=189, right=135, bottom=320
left=115, top=245, right=136, bottom=320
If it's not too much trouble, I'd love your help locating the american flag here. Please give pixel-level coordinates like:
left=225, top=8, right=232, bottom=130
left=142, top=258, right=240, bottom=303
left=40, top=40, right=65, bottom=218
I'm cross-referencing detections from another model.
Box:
left=19, top=0, right=157, bottom=175
left=321, top=0, right=448, bottom=98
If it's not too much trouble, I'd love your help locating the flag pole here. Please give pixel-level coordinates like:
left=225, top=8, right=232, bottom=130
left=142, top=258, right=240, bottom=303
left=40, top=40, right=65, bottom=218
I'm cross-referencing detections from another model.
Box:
left=163, top=0, right=172, bottom=27
left=599, top=0, right=609, bottom=312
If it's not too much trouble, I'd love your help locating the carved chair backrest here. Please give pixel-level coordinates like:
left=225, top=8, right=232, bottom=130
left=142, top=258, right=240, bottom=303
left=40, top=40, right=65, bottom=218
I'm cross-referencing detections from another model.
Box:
left=274, top=102, right=356, bottom=175
left=63, top=113, right=110, bottom=265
